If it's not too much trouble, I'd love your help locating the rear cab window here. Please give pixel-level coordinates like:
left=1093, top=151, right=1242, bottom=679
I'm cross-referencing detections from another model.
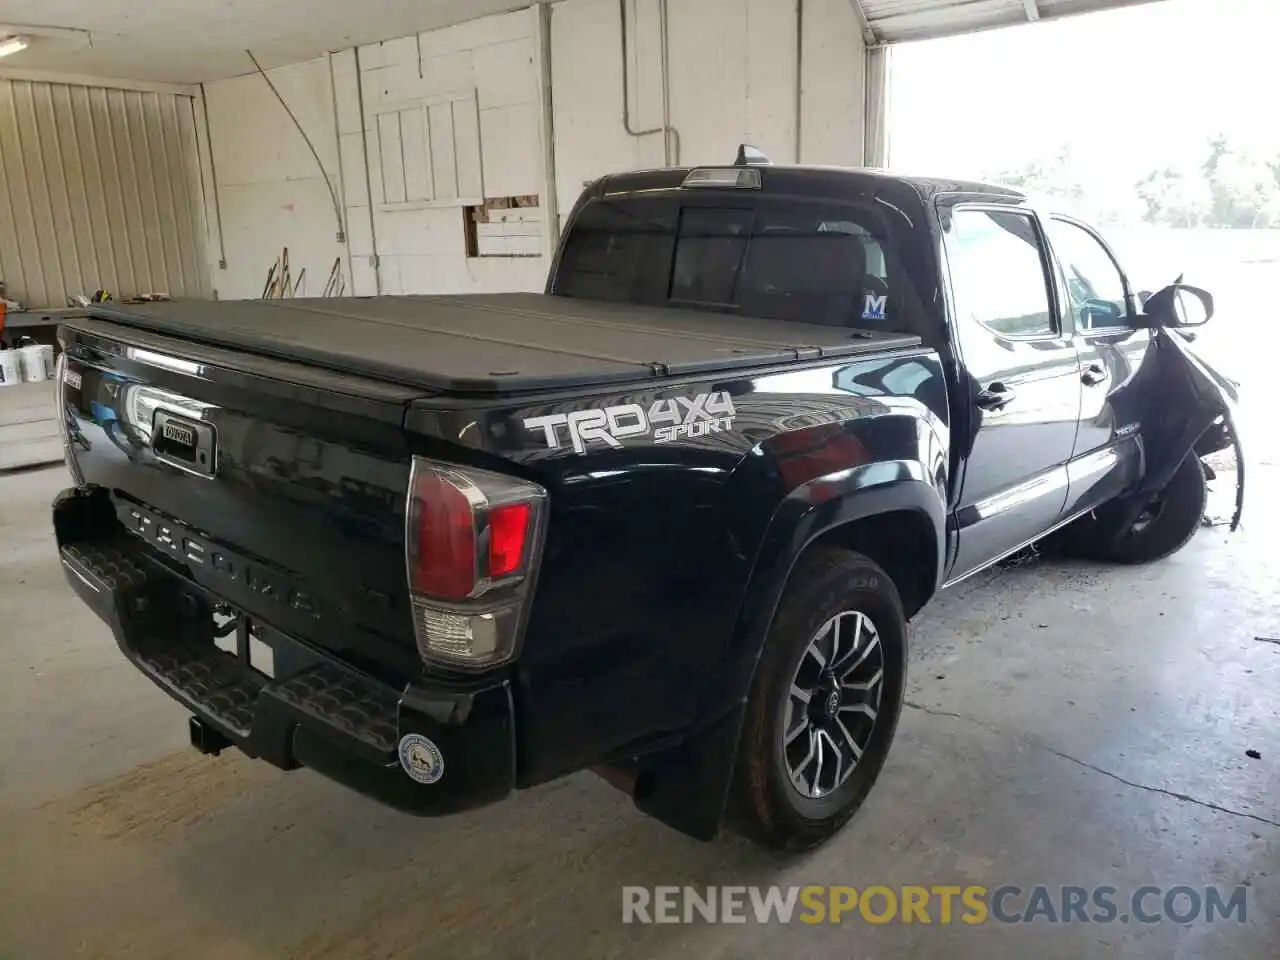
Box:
left=553, top=192, right=920, bottom=337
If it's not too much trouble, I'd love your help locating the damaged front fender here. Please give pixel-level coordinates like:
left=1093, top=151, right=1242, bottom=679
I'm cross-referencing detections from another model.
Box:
left=1121, top=327, right=1245, bottom=535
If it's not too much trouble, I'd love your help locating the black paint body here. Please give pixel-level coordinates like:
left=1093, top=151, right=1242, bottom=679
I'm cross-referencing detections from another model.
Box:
left=51, top=165, right=1242, bottom=840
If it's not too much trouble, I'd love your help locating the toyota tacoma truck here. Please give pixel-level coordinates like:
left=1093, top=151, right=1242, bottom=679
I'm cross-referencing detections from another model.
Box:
left=52, top=150, right=1244, bottom=851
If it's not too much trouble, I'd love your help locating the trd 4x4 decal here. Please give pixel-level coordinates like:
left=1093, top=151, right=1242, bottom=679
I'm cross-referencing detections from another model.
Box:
left=523, top=391, right=737, bottom=454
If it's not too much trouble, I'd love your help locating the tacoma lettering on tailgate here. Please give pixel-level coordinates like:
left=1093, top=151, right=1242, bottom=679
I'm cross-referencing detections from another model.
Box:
left=126, top=507, right=321, bottom=618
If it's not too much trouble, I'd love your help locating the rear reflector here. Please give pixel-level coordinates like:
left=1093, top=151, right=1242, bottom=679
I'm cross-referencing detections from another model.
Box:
left=488, top=503, right=531, bottom=578
left=405, top=458, right=547, bottom=670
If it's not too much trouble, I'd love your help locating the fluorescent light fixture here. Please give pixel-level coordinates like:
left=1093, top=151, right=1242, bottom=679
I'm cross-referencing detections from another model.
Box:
left=0, top=35, right=29, bottom=59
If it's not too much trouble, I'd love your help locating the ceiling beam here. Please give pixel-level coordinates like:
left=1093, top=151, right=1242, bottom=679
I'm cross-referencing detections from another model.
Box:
left=1023, top=0, right=1042, bottom=21
left=847, top=0, right=881, bottom=47
left=0, top=67, right=196, bottom=96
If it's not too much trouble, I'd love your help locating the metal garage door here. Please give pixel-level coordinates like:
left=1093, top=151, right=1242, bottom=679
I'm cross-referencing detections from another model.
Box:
left=0, top=79, right=207, bottom=309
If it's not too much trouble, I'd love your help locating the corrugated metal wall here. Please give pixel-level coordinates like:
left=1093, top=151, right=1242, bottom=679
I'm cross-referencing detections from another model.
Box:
left=0, top=80, right=207, bottom=309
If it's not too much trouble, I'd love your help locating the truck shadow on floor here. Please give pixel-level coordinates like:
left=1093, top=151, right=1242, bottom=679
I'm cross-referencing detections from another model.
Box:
left=14, top=747, right=797, bottom=959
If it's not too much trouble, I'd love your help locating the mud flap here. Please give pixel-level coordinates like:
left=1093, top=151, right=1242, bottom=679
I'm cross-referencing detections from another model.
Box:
left=629, top=700, right=747, bottom=842
left=1111, top=327, right=1245, bottom=541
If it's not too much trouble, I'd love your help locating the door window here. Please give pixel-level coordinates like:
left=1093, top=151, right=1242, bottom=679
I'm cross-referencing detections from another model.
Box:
left=1046, top=218, right=1130, bottom=331
left=945, top=209, right=1056, bottom=339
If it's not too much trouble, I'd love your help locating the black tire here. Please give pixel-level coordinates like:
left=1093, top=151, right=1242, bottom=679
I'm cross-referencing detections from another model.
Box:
left=1103, top=454, right=1206, bottom=563
left=1051, top=454, right=1206, bottom=564
left=728, top=547, right=907, bottom=852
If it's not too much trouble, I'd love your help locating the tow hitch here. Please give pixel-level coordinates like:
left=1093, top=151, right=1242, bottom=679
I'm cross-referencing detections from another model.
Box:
left=189, top=716, right=233, bottom=756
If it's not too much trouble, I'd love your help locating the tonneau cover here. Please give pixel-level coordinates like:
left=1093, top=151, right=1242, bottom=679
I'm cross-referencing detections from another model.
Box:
left=88, top=293, right=922, bottom=395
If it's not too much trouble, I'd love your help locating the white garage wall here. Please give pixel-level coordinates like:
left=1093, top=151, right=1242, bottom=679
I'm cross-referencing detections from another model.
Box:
left=204, top=12, right=547, bottom=300
left=350, top=12, right=548, bottom=296
left=201, top=0, right=867, bottom=301
left=551, top=0, right=866, bottom=227
left=202, top=58, right=348, bottom=300
left=799, top=0, right=869, bottom=164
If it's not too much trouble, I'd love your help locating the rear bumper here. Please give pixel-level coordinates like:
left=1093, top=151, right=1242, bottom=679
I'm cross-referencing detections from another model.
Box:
left=53, top=485, right=516, bottom=817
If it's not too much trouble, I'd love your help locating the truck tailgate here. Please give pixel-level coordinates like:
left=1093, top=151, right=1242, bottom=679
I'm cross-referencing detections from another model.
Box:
left=59, top=317, right=427, bottom=678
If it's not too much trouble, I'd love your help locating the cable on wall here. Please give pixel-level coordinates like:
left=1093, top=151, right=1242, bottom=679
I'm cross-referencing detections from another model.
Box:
left=246, top=48, right=346, bottom=243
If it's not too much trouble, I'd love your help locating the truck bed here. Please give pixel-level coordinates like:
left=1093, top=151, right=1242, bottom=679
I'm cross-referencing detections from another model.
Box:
left=88, top=293, right=921, bottom=395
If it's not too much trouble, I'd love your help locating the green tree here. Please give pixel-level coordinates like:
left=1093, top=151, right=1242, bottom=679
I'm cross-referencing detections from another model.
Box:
left=984, top=136, right=1280, bottom=228
left=1135, top=136, right=1279, bottom=228
left=1134, top=167, right=1208, bottom=227
left=988, top=146, right=1086, bottom=210
left=1199, top=135, right=1276, bottom=227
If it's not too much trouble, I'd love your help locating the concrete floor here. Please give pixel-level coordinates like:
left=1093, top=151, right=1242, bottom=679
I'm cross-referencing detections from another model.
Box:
left=0, top=461, right=1275, bottom=959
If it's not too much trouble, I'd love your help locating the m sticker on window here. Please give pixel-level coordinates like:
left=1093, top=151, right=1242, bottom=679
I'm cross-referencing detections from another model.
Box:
left=862, top=293, right=888, bottom=321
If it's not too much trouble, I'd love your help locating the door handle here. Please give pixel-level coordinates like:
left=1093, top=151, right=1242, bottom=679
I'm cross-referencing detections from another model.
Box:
left=1081, top=363, right=1107, bottom=386
left=976, top=382, right=1016, bottom=410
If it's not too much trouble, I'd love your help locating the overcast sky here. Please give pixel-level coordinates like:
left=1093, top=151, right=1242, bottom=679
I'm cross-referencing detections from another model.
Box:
left=888, top=0, right=1280, bottom=182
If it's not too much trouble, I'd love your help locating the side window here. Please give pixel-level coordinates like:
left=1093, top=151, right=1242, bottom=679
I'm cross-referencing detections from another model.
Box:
left=945, top=209, right=1056, bottom=338
left=1046, top=218, right=1130, bottom=331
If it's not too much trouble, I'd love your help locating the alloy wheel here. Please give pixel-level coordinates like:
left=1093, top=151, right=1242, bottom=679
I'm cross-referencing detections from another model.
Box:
left=782, top=610, right=885, bottom=800
left=1129, top=493, right=1167, bottom=535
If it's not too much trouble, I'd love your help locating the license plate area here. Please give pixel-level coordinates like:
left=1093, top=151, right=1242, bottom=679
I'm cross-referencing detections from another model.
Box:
left=152, top=409, right=217, bottom=477
left=213, top=613, right=277, bottom=679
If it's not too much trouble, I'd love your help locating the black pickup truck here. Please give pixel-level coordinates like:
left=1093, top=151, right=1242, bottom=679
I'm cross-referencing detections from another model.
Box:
left=52, top=152, right=1243, bottom=851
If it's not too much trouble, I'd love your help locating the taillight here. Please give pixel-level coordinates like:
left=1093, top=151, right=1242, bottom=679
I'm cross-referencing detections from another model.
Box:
left=405, top=457, right=547, bottom=670
left=55, top=353, right=87, bottom=488
left=410, top=470, right=479, bottom=600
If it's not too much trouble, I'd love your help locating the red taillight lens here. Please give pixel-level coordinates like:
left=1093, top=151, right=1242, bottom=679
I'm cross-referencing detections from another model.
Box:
left=410, top=469, right=477, bottom=600
left=488, top=503, right=530, bottom=578
left=405, top=457, right=547, bottom=671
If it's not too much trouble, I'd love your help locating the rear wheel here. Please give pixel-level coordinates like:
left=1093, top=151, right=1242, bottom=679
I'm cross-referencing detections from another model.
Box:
left=729, top=548, right=906, bottom=852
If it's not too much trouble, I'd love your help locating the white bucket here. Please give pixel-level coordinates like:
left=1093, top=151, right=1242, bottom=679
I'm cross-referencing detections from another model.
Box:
left=0, top=349, right=20, bottom=387
left=19, top=344, right=53, bottom=383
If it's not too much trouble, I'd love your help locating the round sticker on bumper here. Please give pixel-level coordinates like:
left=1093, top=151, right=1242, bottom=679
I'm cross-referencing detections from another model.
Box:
left=398, top=733, right=444, bottom=784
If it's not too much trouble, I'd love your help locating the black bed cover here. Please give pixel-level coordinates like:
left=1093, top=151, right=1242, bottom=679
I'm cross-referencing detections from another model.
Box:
left=88, top=293, right=922, bottom=395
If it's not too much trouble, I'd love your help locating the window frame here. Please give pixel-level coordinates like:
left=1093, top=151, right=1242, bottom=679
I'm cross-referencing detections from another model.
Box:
left=667, top=204, right=754, bottom=311
left=1044, top=214, right=1138, bottom=336
left=662, top=192, right=758, bottom=316
left=940, top=201, right=1065, bottom=343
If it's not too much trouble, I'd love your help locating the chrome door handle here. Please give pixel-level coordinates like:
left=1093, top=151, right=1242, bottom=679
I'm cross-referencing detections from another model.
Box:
left=1081, top=363, right=1107, bottom=386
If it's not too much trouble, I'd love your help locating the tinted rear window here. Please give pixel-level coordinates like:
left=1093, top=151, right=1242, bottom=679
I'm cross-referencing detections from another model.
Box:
left=554, top=196, right=915, bottom=334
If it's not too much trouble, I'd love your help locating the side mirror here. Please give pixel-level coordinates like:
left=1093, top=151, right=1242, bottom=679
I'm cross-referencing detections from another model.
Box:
left=1141, top=282, right=1214, bottom=328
